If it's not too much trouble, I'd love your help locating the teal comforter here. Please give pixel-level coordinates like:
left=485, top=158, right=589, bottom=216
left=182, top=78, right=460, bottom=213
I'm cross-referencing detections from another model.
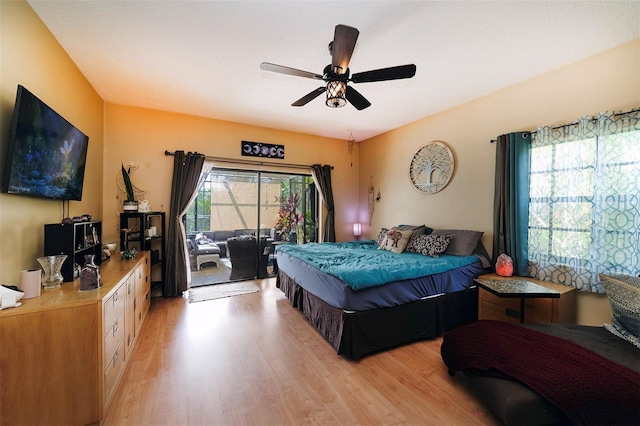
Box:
left=276, top=241, right=479, bottom=290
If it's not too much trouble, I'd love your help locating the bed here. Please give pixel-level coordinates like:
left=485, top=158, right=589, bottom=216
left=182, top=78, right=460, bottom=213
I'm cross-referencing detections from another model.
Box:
left=275, top=226, right=491, bottom=359
left=441, top=273, right=640, bottom=426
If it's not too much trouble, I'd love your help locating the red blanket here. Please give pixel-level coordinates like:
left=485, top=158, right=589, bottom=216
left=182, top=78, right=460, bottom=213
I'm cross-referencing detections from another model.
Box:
left=441, top=320, right=640, bottom=425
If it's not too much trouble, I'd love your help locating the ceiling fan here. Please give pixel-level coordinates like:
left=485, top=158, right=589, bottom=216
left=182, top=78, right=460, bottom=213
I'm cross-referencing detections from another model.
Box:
left=260, top=24, right=417, bottom=110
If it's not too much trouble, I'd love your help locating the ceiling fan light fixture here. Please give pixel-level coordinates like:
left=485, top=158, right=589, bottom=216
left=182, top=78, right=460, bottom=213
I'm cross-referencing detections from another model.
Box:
left=326, top=80, right=347, bottom=108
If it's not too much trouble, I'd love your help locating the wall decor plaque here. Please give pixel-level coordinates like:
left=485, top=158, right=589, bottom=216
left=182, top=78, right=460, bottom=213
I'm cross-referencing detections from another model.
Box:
left=409, top=141, right=454, bottom=194
left=241, top=141, right=284, bottom=159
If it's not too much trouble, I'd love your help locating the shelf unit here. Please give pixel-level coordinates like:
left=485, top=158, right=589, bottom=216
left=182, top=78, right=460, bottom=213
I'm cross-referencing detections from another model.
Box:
left=120, top=211, right=165, bottom=294
left=44, top=220, right=102, bottom=282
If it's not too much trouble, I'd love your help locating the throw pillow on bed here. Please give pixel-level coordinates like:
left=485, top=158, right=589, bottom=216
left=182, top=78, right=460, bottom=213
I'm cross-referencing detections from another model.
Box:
left=395, top=224, right=431, bottom=237
left=406, top=234, right=451, bottom=257
left=600, top=273, right=640, bottom=349
left=430, top=229, right=483, bottom=256
left=375, top=228, right=389, bottom=246
left=379, top=229, right=412, bottom=253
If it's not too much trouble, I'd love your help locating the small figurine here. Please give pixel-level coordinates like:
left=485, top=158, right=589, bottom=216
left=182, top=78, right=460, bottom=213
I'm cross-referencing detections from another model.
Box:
left=121, top=248, right=137, bottom=260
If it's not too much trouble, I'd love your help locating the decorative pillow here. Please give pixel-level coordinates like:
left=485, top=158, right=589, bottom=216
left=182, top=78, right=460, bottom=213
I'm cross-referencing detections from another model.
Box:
left=375, top=228, right=389, bottom=246
left=379, top=229, right=412, bottom=253
left=395, top=224, right=431, bottom=237
left=197, top=236, right=214, bottom=245
left=431, top=229, right=483, bottom=256
left=406, top=234, right=451, bottom=257
left=600, top=273, right=640, bottom=349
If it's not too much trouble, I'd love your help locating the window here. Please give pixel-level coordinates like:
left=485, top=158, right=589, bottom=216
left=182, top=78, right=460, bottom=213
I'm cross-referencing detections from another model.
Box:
left=527, top=111, right=640, bottom=292
left=185, top=178, right=211, bottom=233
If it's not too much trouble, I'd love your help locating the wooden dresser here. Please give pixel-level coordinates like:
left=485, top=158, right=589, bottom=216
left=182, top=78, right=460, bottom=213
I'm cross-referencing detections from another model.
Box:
left=477, top=273, right=576, bottom=324
left=0, top=251, right=151, bottom=425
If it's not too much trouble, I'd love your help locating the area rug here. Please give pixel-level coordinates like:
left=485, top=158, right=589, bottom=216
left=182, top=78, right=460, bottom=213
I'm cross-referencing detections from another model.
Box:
left=187, top=281, right=259, bottom=303
left=191, top=262, right=231, bottom=287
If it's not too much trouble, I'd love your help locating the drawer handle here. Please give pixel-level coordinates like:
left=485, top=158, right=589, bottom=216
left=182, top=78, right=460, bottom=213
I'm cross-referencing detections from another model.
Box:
left=113, top=320, right=118, bottom=336
left=113, top=351, right=118, bottom=368
left=113, top=293, right=118, bottom=305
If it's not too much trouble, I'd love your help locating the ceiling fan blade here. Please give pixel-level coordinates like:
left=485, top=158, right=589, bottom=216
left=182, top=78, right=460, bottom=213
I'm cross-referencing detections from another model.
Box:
left=260, top=62, right=323, bottom=80
left=351, top=64, right=417, bottom=83
left=292, top=87, right=326, bottom=107
left=345, top=86, right=371, bottom=110
left=331, top=25, right=359, bottom=75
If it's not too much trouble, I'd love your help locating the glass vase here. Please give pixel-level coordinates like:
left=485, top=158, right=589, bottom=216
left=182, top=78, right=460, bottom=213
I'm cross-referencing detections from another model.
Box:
left=80, top=254, right=101, bottom=291
left=36, top=255, right=67, bottom=289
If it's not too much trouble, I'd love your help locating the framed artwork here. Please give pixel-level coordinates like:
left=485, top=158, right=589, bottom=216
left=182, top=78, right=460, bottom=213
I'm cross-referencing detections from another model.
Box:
left=241, top=141, right=284, bottom=159
left=409, top=141, right=454, bottom=194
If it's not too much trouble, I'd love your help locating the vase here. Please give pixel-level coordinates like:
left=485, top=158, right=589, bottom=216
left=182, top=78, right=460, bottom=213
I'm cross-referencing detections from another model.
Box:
left=123, top=200, right=138, bottom=211
left=80, top=254, right=101, bottom=291
left=36, top=255, right=67, bottom=289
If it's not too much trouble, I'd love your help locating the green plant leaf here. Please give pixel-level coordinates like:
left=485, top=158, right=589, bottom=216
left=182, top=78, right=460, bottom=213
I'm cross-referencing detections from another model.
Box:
left=121, top=163, right=135, bottom=201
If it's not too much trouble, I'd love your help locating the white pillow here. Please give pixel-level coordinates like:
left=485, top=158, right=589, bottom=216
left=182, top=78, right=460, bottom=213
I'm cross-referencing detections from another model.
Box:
left=379, top=229, right=412, bottom=253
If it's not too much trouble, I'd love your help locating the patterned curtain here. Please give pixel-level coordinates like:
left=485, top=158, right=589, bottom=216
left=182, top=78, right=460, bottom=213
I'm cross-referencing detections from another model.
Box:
left=528, top=110, right=640, bottom=293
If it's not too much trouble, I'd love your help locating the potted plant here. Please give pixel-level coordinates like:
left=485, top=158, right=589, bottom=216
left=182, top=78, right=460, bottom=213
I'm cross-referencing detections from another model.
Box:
left=121, top=163, right=138, bottom=211
left=274, top=194, right=304, bottom=242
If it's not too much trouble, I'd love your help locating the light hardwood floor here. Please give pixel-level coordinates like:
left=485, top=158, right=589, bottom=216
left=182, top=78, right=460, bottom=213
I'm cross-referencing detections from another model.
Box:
left=104, top=278, right=500, bottom=425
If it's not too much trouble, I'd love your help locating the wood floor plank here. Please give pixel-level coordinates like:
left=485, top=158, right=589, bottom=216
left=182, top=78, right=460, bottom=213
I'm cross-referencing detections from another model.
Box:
left=103, top=278, right=499, bottom=425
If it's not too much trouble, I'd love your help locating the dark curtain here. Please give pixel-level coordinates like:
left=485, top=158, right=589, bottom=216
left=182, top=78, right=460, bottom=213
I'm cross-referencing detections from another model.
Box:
left=492, top=132, right=530, bottom=276
left=164, top=151, right=206, bottom=297
left=311, top=164, right=335, bottom=242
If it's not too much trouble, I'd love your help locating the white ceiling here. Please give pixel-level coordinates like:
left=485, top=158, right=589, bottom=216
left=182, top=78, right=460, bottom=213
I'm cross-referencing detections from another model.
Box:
left=28, top=1, right=640, bottom=142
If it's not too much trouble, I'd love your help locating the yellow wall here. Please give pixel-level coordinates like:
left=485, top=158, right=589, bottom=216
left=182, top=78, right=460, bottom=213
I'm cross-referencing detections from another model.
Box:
left=102, top=104, right=357, bottom=245
left=0, top=1, right=357, bottom=289
left=2, top=0, right=637, bottom=326
left=0, top=0, right=104, bottom=285
left=359, top=39, right=640, bottom=325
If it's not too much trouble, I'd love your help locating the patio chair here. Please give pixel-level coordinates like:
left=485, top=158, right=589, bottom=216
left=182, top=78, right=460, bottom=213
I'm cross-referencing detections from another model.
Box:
left=227, top=237, right=258, bottom=280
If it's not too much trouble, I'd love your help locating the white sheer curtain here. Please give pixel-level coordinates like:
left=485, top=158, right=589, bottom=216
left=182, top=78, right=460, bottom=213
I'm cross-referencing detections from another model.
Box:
left=528, top=110, right=640, bottom=292
left=182, top=159, right=214, bottom=288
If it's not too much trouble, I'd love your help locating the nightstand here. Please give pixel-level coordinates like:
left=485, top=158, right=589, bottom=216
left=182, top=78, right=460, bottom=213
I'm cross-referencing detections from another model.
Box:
left=476, top=273, right=576, bottom=324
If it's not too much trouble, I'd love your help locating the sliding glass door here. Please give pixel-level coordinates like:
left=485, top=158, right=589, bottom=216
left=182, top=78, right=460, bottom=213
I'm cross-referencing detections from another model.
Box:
left=185, top=168, right=317, bottom=285
left=259, top=172, right=317, bottom=244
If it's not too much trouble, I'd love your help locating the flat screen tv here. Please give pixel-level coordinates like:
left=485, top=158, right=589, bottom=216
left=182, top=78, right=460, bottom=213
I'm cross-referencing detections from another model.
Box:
left=1, top=85, right=89, bottom=201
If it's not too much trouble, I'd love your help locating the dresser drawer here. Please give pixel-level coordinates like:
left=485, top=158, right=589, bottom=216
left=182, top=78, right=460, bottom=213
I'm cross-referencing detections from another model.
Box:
left=103, top=313, right=124, bottom=370
left=480, top=288, right=520, bottom=307
left=103, top=283, right=125, bottom=336
left=524, top=297, right=553, bottom=323
left=104, top=339, right=125, bottom=404
left=479, top=289, right=521, bottom=324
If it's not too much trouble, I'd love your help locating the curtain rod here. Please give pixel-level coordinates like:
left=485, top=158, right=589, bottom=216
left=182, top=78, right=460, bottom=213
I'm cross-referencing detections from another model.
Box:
left=489, top=107, right=640, bottom=143
left=164, top=150, right=332, bottom=170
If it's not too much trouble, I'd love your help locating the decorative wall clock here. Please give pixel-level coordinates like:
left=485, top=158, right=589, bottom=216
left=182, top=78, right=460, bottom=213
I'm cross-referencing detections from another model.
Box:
left=409, top=141, right=454, bottom=194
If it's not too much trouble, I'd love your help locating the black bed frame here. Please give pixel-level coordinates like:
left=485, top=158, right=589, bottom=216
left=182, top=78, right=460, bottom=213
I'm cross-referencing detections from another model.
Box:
left=277, top=270, right=479, bottom=359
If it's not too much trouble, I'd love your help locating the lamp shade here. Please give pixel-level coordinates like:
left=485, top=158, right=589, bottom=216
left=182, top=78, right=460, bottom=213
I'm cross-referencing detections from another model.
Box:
left=326, top=81, right=347, bottom=108
left=353, top=223, right=362, bottom=236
